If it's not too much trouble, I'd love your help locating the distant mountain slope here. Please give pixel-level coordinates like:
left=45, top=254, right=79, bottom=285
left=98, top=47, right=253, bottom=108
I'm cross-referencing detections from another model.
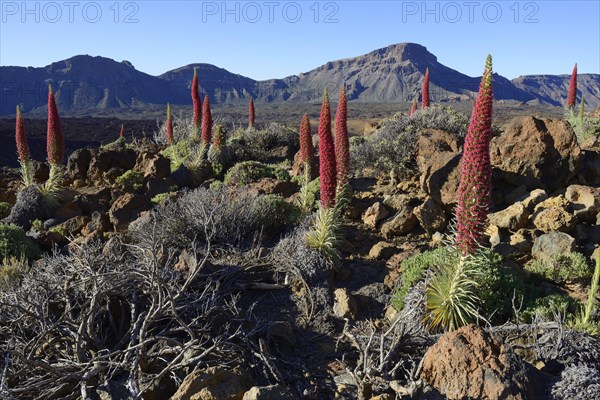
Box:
left=1, top=43, right=598, bottom=116
left=512, top=74, right=600, bottom=107
left=0, top=55, right=179, bottom=115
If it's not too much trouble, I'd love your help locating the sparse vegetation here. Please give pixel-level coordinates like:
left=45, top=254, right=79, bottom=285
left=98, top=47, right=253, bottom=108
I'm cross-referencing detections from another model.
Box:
left=0, top=223, right=40, bottom=261
left=352, top=105, right=468, bottom=178
left=0, top=202, right=12, bottom=219
left=229, top=122, right=298, bottom=162
left=1, top=51, right=600, bottom=400
left=224, top=160, right=279, bottom=185
left=115, top=170, right=144, bottom=191
left=525, top=252, right=592, bottom=282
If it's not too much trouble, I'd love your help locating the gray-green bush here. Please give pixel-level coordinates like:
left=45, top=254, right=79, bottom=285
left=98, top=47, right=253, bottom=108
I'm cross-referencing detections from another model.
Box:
left=352, top=105, right=469, bottom=178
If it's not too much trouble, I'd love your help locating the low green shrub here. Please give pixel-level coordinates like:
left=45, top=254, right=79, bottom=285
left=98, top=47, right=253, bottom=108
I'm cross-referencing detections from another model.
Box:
left=0, top=255, right=29, bottom=289
left=161, top=139, right=193, bottom=171
left=0, top=223, right=41, bottom=261
left=229, top=123, right=299, bottom=162
left=392, top=247, right=452, bottom=310
left=522, top=294, right=580, bottom=322
left=394, top=246, right=524, bottom=327
left=151, top=192, right=172, bottom=206
left=352, top=105, right=469, bottom=178
left=0, top=202, right=11, bottom=219
left=525, top=252, right=592, bottom=282
left=224, top=161, right=277, bottom=186
left=253, top=194, right=301, bottom=230
left=115, top=170, right=144, bottom=192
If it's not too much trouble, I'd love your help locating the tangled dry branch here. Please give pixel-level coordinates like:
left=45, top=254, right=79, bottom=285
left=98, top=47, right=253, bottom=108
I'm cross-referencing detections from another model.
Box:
left=0, top=227, right=251, bottom=399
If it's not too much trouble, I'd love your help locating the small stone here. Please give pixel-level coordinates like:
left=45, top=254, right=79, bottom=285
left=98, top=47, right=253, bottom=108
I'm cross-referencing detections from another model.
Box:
left=488, top=203, right=529, bottom=231
left=521, top=189, right=548, bottom=211
left=532, top=232, right=576, bottom=261
left=368, top=241, right=397, bottom=260
left=333, top=288, right=358, bottom=320
left=533, top=207, right=575, bottom=233
left=243, top=385, right=297, bottom=400
left=565, top=184, right=600, bottom=221
left=171, top=367, right=253, bottom=400
left=108, top=193, right=152, bottom=231
left=413, top=197, right=448, bottom=234
left=380, top=207, right=418, bottom=239
left=362, top=202, right=390, bottom=228
left=143, top=154, right=171, bottom=179
left=385, top=306, right=398, bottom=321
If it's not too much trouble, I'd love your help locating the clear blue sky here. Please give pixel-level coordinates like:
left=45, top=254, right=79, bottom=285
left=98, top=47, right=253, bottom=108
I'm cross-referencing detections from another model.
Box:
left=1, top=1, right=598, bottom=80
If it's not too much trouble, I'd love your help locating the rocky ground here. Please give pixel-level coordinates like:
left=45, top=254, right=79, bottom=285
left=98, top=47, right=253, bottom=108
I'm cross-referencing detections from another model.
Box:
left=0, top=110, right=599, bottom=399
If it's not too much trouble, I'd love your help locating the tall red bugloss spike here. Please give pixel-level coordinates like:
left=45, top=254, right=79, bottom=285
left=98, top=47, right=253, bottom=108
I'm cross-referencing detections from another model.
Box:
left=119, top=124, right=125, bottom=139
left=455, top=55, right=493, bottom=256
left=318, top=88, right=337, bottom=209
left=166, top=103, right=174, bottom=145
left=201, top=95, right=212, bottom=146
left=299, top=113, right=313, bottom=164
left=46, top=84, right=65, bottom=165
left=16, top=105, right=30, bottom=162
left=567, top=63, right=577, bottom=109
left=410, top=98, right=418, bottom=116
left=192, top=68, right=202, bottom=138
left=422, top=68, right=430, bottom=109
left=249, top=97, right=255, bottom=128
left=335, top=86, right=349, bottom=188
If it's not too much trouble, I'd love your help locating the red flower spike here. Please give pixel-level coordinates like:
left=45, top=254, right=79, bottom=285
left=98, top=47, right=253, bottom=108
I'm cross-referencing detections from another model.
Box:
left=335, top=86, right=349, bottom=188
left=201, top=95, right=212, bottom=146
left=422, top=68, right=430, bottom=109
left=249, top=97, right=255, bottom=128
left=567, top=63, right=577, bottom=109
left=318, top=88, right=337, bottom=209
left=16, top=105, right=30, bottom=162
left=119, top=124, right=125, bottom=139
left=410, top=98, right=418, bottom=116
left=46, top=84, right=65, bottom=165
left=192, top=68, right=202, bottom=138
left=300, top=113, right=313, bottom=164
left=455, top=55, right=494, bottom=256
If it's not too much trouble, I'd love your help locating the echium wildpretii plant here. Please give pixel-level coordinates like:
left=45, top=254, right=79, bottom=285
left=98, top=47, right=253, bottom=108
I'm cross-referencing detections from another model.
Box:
left=422, top=68, right=430, bottom=109
left=425, top=55, right=494, bottom=332
left=43, top=84, right=65, bottom=198
left=306, top=88, right=341, bottom=264
left=318, top=88, right=337, bottom=209
left=334, top=86, right=351, bottom=206
left=567, top=63, right=577, bottom=109
left=564, top=63, right=591, bottom=143
left=409, top=98, right=418, bottom=116
left=297, top=113, right=314, bottom=213
left=201, top=94, right=212, bottom=157
left=208, top=124, right=229, bottom=174
left=15, top=105, right=34, bottom=187
left=249, top=97, right=255, bottom=129
left=192, top=67, right=202, bottom=142
left=166, top=103, right=174, bottom=145
left=455, top=54, right=493, bottom=256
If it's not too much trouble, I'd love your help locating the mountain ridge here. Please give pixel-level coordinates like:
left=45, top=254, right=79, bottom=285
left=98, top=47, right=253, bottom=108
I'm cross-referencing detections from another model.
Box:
left=1, top=43, right=598, bottom=116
